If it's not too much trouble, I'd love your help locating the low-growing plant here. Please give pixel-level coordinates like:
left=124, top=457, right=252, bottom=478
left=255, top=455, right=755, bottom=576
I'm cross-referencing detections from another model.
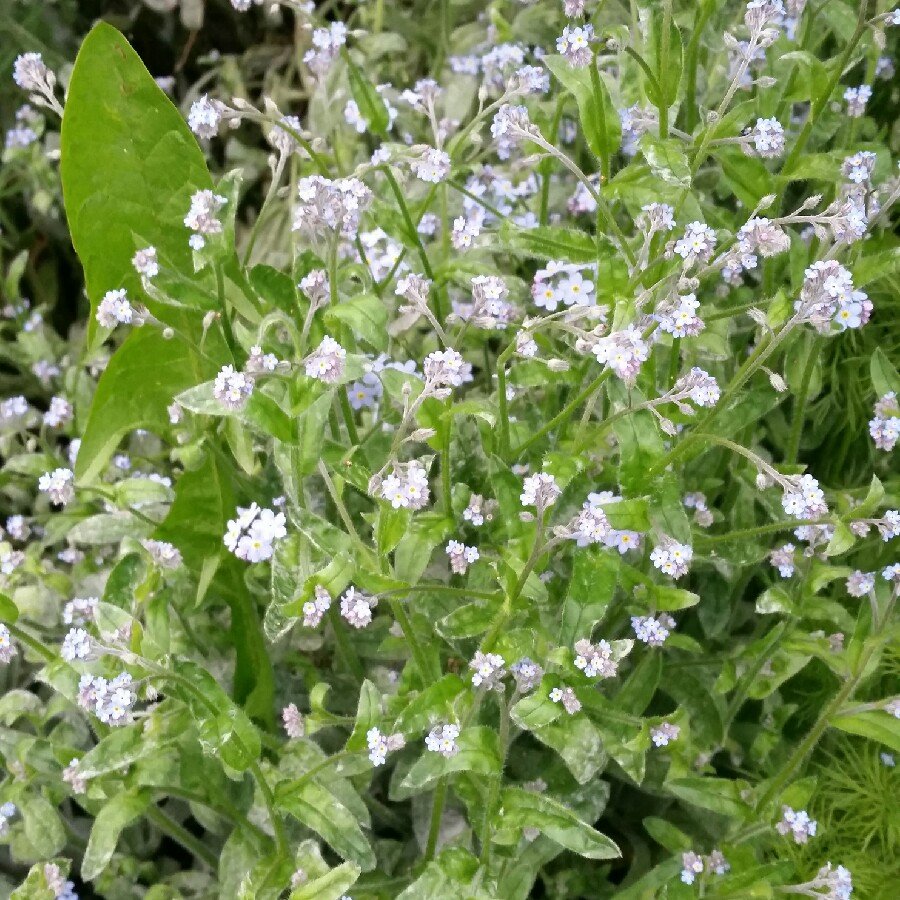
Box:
left=1, top=1, right=899, bottom=898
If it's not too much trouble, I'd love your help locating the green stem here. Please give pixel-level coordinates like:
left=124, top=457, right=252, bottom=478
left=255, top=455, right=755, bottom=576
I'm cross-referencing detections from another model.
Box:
left=683, top=3, right=713, bottom=133
left=479, top=698, right=510, bottom=865
left=339, top=387, right=360, bottom=446
left=424, top=776, right=449, bottom=862
left=316, top=460, right=373, bottom=562
left=658, top=0, right=673, bottom=140
left=328, top=604, right=366, bottom=683
left=242, top=154, right=286, bottom=267
left=779, top=2, right=868, bottom=182
left=647, top=317, right=799, bottom=477
left=6, top=623, right=55, bottom=662
left=589, top=52, right=611, bottom=182
left=694, top=518, right=830, bottom=546
left=755, top=638, right=878, bottom=813
left=389, top=598, right=438, bottom=685
left=215, top=265, right=239, bottom=364
left=146, top=804, right=218, bottom=869
left=786, top=339, right=820, bottom=464
left=724, top=621, right=788, bottom=729
left=441, top=399, right=453, bottom=515
left=514, top=369, right=612, bottom=456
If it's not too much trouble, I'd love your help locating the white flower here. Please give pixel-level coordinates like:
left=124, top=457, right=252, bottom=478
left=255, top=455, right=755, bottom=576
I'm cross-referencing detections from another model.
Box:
left=61, top=627, right=92, bottom=662
left=410, top=147, right=451, bottom=183
left=425, top=722, right=460, bottom=757
left=96, top=289, right=135, bottom=329
left=751, top=117, right=785, bottom=157
left=0, top=625, right=17, bottom=664
left=188, top=95, right=223, bottom=139
left=305, top=336, right=347, bottom=384
left=184, top=190, right=228, bottom=238
left=469, top=651, right=505, bottom=689
left=556, top=24, right=594, bottom=67
left=650, top=539, right=693, bottom=579
left=132, top=246, right=159, bottom=278
left=674, top=221, right=716, bottom=262
left=213, top=365, right=254, bottom=410
left=340, top=586, right=377, bottom=628
left=39, top=468, right=75, bottom=506
left=776, top=806, right=817, bottom=844
left=650, top=722, right=680, bottom=746
left=520, top=472, right=560, bottom=510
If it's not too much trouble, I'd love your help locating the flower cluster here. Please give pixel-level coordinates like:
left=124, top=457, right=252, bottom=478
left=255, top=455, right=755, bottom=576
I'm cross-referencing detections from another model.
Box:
left=869, top=393, right=900, bottom=451
left=77, top=672, right=137, bottom=726
left=380, top=460, right=431, bottom=511
left=224, top=503, right=287, bottom=562
left=304, top=336, right=347, bottom=384
left=469, top=651, right=505, bottom=689
left=549, top=685, right=582, bottom=714
left=650, top=539, right=693, bottom=579
left=446, top=540, right=479, bottom=574
left=632, top=615, right=675, bottom=647
left=367, top=727, right=405, bottom=766
left=776, top=806, right=817, bottom=844
left=651, top=722, right=681, bottom=747
left=573, top=638, right=620, bottom=679
left=302, top=586, right=332, bottom=628
left=425, top=722, right=460, bottom=757
left=340, top=586, right=377, bottom=628
left=293, top=175, right=372, bottom=239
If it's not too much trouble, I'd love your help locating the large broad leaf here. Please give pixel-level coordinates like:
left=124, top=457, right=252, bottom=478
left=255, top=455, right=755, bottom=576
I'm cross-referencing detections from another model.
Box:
left=832, top=709, right=900, bottom=754
left=82, top=789, right=151, bottom=881
left=497, top=787, right=620, bottom=860
left=559, top=552, right=619, bottom=646
left=61, top=22, right=214, bottom=342
left=74, top=328, right=215, bottom=483
left=276, top=782, right=376, bottom=871
left=61, top=23, right=225, bottom=481
left=543, top=55, right=621, bottom=163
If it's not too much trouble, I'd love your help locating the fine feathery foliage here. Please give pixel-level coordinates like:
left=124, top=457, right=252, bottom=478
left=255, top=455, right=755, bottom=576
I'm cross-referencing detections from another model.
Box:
left=1, top=1, right=900, bottom=898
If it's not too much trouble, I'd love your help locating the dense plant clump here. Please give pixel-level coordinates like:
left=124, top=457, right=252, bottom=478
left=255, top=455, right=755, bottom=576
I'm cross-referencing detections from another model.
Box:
left=1, top=0, right=900, bottom=897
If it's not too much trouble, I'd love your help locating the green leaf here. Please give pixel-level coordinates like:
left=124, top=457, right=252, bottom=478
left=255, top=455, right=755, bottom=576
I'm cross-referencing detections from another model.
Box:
left=824, top=521, right=856, bottom=557
left=832, top=709, right=900, bottom=754
left=651, top=585, right=700, bottom=611
left=68, top=512, right=154, bottom=544
left=497, top=220, right=598, bottom=263
left=290, top=863, right=361, bottom=900
left=638, top=134, right=691, bottom=188
left=77, top=726, right=157, bottom=779
left=344, top=51, right=390, bottom=136
left=82, top=789, right=151, bottom=881
left=21, top=795, right=66, bottom=857
left=346, top=680, right=382, bottom=752
left=402, top=726, right=501, bottom=790
left=642, top=816, right=691, bottom=854
left=103, top=553, right=147, bottom=609
left=666, top=776, right=752, bottom=819
left=601, top=498, right=650, bottom=532
left=436, top=602, right=499, bottom=639
left=61, top=23, right=214, bottom=338
left=498, top=787, right=620, bottom=859
left=510, top=679, right=564, bottom=730
left=394, top=674, right=467, bottom=734
left=325, top=294, right=388, bottom=351
left=647, top=9, right=683, bottom=108
left=532, top=715, right=608, bottom=785
left=276, top=781, right=376, bottom=870
left=543, top=55, right=621, bottom=163
left=611, top=409, right=665, bottom=495
left=559, top=552, right=619, bottom=646
left=294, top=393, right=334, bottom=477
left=871, top=347, right=900, bottom=398
left=851, top=475, right=884, bottom=519
left=75, top=329, right=216, bottom=483
left=0, top=592, right=19, bottom=623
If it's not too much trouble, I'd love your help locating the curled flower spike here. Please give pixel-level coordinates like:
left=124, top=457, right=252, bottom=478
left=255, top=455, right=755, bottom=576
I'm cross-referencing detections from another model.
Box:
left=340, top=586, right=377, bottom=628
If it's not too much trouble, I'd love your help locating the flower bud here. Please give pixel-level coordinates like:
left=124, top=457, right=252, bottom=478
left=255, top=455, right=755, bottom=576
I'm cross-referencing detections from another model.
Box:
left=769, top=372, right=787, bottom=393
left=546, top=359, right=570, bottom=372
